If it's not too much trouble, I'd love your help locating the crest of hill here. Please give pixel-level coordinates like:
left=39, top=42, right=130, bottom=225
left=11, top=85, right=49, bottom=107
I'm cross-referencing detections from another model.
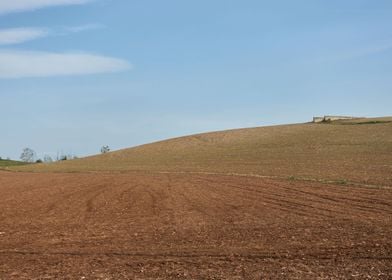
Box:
left=11, top=117, right=392, bottom=187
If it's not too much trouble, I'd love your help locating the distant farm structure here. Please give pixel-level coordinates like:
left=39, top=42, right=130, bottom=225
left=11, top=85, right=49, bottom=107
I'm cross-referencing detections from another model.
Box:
left=313, top=116, right=357, bottom=123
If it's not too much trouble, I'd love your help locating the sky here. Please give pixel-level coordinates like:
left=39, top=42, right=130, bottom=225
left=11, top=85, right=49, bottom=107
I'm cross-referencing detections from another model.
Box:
left=1, top=0, right=391, bottom=160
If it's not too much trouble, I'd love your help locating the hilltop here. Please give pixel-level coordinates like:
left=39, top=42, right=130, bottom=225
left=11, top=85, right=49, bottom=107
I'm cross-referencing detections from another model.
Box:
left=12, top=117, right=392, bottom=187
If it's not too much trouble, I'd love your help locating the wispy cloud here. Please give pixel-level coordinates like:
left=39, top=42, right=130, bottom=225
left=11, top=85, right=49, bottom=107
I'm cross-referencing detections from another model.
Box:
left=315, top=41, right=392, bottom=63
left=0, top=1, right=130, bottom=79
left=0, top=27, right=49, bottom=45
left=0, top=24, right=105, bottom=45
left=0, top=0, right=91, bottom=15
left=0, top=51, right=131, bottom=78
left=64, top=23, right=105, bottom=33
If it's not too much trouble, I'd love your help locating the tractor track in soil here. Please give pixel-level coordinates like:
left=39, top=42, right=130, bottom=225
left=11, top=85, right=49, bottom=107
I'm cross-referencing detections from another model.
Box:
left=1, top=171, right=392, bottom=279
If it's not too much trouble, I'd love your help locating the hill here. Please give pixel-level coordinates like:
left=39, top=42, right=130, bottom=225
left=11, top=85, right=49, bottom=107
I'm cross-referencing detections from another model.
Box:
left=0, top=159, right=28, bottom=168
left=3, top=117, right=392, bottom=278
left=12, top=117, right=392, bottom=187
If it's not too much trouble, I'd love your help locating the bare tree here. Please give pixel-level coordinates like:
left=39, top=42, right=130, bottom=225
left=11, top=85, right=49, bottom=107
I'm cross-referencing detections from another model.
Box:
left=101, top=145, right=110, bottom=154
left=43, top=155, right=53, bottom=163
left=20, top=148, right=36, bottom=163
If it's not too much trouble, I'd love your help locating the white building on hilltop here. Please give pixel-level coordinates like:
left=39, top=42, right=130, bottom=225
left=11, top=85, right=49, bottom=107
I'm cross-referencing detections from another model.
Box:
left=313, top=116, right=357, bottom=123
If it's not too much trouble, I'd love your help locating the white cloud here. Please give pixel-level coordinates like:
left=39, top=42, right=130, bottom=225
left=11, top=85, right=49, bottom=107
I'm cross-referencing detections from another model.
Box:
left=0, top=1, right=129, bottom=79
left=0, top=0, right=91, bottom=15
left=0, top=24, right=105, bottom=45
left=0, top=50, right=131, bottom=78
left=64, top=23, right=105, bottom=33
left=0, top=28, right=49, bottom=45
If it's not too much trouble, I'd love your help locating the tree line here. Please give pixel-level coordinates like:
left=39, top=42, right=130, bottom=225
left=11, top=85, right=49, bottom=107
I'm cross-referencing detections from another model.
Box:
left=17, top=145, right=111, bottom=163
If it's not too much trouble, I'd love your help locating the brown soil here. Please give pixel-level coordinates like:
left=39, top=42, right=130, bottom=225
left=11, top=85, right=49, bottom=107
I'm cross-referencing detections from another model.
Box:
left=13, top=121, right=392, bottom=188
left=1, top=171, right=391, bottom=279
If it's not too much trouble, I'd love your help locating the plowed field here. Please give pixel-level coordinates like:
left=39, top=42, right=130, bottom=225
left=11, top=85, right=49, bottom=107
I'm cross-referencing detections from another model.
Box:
left=1, top=171, right=391, bottom=279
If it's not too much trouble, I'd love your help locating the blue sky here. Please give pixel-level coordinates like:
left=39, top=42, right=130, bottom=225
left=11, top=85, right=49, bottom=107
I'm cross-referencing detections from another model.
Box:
left=1, top=0, right=391, bottom=160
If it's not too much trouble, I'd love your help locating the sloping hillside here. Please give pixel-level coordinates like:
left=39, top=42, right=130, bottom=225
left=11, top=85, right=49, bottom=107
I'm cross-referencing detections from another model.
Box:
left=0, top=159, right=28, bottom=168
left=12, top=118, right=392, bottom=186
left=3, top=118, right=392, bottom=278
